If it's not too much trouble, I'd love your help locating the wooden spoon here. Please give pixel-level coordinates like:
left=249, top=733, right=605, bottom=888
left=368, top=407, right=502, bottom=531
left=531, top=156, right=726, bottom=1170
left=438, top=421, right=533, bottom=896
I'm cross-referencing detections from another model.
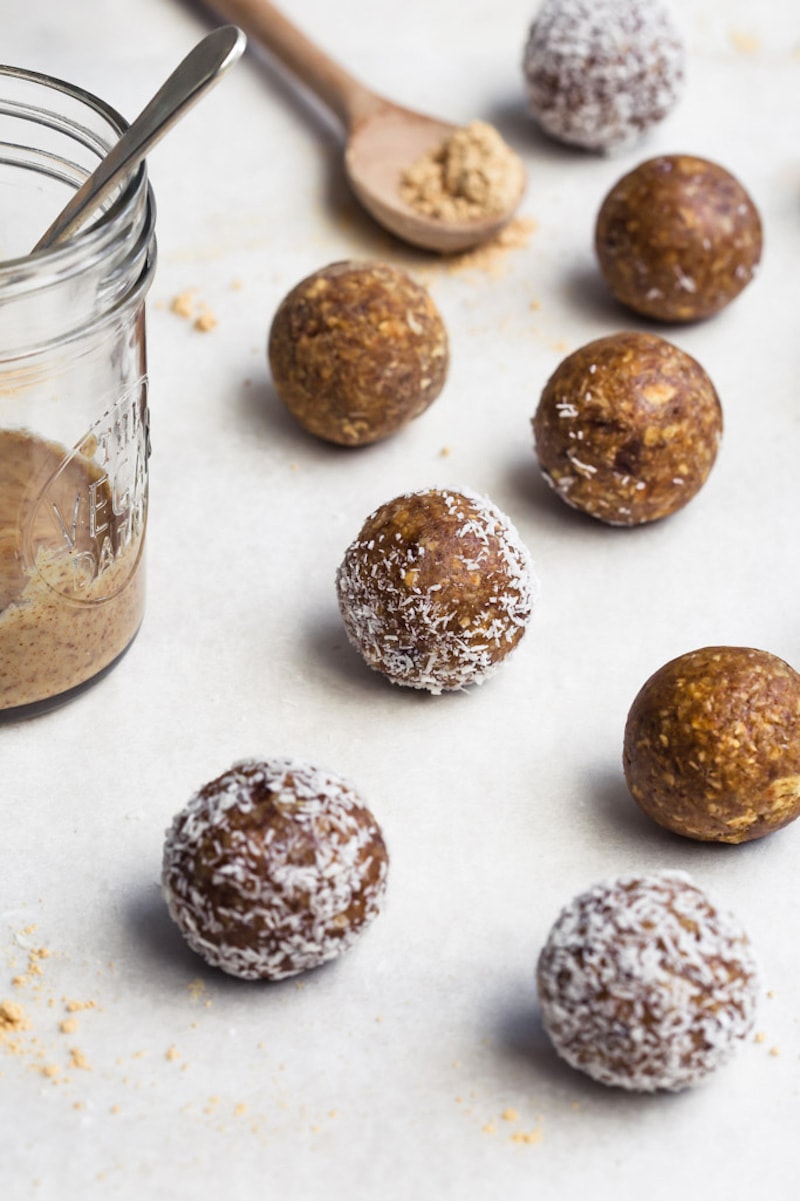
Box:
left=203, top=0, right=526, bottom=252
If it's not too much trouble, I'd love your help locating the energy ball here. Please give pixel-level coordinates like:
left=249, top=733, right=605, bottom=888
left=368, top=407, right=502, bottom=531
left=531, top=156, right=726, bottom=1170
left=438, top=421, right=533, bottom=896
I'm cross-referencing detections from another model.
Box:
left=335, top=488, right=535, bottom=693
left=268, top=260, right=449, bottom=446
left=522, top=0, right=685, bottom=152
left=595, top=155, right=763, bottom=321
left=532, top=332, right=722, bottom=525
left=537, top=871, right=760, bottom=1092
left=623, top=646, right=800, bottom=843
left=162, top=758, right=389, bottom=980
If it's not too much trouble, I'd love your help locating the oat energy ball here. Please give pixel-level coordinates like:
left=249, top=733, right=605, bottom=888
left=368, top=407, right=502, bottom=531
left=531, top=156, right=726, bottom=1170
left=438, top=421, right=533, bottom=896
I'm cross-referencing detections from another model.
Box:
left=162, top=758, right=389, bottom=980
left=595, top=155, right=763, bottom=321
left=624, top=647, right=800, bottom=843
left=268, top=261, right=449, bottom=446
left=335, top=488, right=534, bottom=693
left=522, top=0, right=685, bottom=152
left=537, top=872, right=760, bottom=1092
left=532, top=332, right=722, bottom=525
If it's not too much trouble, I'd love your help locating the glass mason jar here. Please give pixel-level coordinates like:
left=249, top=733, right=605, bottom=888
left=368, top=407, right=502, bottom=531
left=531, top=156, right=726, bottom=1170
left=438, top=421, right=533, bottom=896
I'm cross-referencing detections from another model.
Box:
left=0, top=66, right=157, bottom=720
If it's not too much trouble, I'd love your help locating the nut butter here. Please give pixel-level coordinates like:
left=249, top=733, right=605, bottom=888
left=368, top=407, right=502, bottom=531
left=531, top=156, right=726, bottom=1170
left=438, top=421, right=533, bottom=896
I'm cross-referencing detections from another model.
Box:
left=0, top=66, right=156, bottom=719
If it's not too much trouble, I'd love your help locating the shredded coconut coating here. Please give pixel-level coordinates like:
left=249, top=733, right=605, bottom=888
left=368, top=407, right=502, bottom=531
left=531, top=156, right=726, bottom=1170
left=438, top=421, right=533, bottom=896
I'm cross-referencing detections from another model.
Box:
left=522, top=0, right=685, bottom=152
left=335, top=488, right=535, bottom=694
left=537, top=872, right=760, bottom=1092
left=162, top=758, right=389, bottom=981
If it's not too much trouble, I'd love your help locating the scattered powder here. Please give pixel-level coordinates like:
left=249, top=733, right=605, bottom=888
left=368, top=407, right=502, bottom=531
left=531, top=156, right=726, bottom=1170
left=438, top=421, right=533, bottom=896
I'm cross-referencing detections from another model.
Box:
left=188, top=978, right=207, bottom=1001
left=170, top=291, right=218, bottom=331
left=170, top=290, right=196, bottom=318
left=730, top=30, right=760, bottom=54
left=510, top=1126, right=543, bottom=1146
left=194, top=309, right=218, bottom=333
left=400, top=121, right=525, bottom=223
left=0, top=999, right=30, bottom=1039
left=482, top=1121, right=496, bottom=1135
left=64, top=999, right=97, bottom=1014
left=233, top=1103, right=248, bottom=1118
left=444, top=216, right=537, bottom=277
left=12, top=946, right=51, bottom=989
left=68, top=1047, right=91, bottom=1071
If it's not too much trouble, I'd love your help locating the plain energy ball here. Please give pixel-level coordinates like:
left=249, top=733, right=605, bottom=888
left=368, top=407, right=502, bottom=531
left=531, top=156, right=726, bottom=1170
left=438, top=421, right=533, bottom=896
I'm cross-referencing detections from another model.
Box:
left=335, top=487, right=535, bottom=694
left=595, top=155, right=763, bottom=321
left=522, top=0, right=685, bottom=152
left=532, top=332, right=722, bottom=525
left=536, top=872, right=760, bottom=1092
left=162, top=758, right=389, bottom=980
left=623, top=646, right=800, bottom=843
left=268, top=260, right=449, bottom=446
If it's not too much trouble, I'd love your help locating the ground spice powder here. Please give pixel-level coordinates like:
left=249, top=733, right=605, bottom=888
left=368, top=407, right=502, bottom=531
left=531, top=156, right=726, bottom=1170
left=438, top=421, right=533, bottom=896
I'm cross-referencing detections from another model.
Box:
left=400, top=120, right=525, bottom=222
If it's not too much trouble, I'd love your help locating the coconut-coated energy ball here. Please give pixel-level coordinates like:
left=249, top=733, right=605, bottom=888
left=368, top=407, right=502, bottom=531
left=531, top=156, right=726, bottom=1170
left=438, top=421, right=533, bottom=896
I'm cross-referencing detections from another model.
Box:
left=522, top=0, right=685, bottom=152
left=623, top=646, right=800, bottom=843
left=537, top=872, right=760, bottom=1092
left=162, top=758, right=389, bottom=980
left=532, top=332, right=722, bottom=525
left=335, top=488, right=535, bottom=693
left=268, top=260, right=449, bottom=446
left=595, top=155, right=763, bottom=321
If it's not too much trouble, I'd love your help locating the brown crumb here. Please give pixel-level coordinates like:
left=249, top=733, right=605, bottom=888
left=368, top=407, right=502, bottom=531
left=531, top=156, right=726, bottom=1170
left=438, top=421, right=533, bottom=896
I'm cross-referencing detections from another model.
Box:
left=730, top=30, right=760, bottom=54
left=400, top=121, right=524, bottom=223
left=64, top=999, right=96, bottom=1013
left=501, top=1107, right=519, bottom=1123
left=769, top=1046, right=781, bottom=1057
left=233, top=1103, right=248, bottom=1118
left=482, top=1121, right=496, bottom=1135
left=754, top=1031, right=766, bottom=1044
left=41, top=1063, right=60, bottom=1080
left=194, top=309, right=218, bottom=333
left=165, top=1045, right=181, bottom=1062
left=510, top=1127, right=543, bottom=1146
left=187, top=978, right=206, bottom=1001
left=59, top=1018, right=78, bottom=1035
left=0, top=999, right=29, bottom=1035
left=68, top=1047, right=91, bottom=1071
left=171, top=290, right=197, bottom=318
left=439, top=446, right=452, bottom=458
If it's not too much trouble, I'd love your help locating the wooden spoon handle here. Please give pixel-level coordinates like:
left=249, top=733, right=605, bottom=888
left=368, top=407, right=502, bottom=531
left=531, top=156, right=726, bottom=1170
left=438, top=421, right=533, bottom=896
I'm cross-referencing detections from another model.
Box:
left=202, top=0, right=384, bottom=127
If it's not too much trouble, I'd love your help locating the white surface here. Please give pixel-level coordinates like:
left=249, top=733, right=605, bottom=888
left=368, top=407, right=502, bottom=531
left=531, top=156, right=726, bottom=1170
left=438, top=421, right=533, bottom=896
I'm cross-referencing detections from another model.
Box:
left=3, top=1, right=800, bottom=1198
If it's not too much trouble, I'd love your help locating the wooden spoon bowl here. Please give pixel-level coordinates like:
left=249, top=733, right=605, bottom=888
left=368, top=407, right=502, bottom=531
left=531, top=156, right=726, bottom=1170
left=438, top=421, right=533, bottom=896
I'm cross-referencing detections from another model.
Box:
left=206, top=0, right=526, bottom=253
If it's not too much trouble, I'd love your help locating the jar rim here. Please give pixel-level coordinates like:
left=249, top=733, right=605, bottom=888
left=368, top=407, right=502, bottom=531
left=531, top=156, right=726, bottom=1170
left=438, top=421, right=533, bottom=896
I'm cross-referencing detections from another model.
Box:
left=0, top=63, right=147, bottom=281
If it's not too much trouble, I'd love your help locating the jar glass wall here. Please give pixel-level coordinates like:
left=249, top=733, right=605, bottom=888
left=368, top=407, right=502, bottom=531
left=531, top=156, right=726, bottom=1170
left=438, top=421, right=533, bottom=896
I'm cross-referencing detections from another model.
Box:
left=0, top=66, right=157, bottom=720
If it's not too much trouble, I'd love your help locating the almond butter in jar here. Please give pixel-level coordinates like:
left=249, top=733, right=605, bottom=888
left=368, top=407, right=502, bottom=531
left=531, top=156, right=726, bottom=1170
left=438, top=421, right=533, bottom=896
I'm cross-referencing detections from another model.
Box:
left=0, top=66, right=157, bottom=720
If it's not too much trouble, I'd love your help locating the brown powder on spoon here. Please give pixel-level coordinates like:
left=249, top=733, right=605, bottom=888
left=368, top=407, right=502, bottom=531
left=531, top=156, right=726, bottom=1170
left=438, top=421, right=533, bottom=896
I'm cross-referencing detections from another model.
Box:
left=400, top=120, right=525, bottom=221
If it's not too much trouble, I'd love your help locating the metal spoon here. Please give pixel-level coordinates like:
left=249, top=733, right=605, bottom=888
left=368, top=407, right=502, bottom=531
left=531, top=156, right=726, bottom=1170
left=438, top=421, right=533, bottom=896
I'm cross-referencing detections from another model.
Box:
left=33, top=25, right=246, bottom=253
left=203, top=0, right=526, bottom=253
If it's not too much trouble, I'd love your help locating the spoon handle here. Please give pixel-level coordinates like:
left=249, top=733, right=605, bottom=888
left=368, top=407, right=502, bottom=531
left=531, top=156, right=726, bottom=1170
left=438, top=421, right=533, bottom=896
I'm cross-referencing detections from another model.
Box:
left=203, top=0, right=385, bottom=127
left=34, top=25, right=246, bottom=252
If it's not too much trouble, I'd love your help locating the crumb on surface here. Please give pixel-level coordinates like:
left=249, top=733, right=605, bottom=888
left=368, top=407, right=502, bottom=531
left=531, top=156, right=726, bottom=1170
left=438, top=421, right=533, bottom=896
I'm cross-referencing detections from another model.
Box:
left=444, top=217, right=537, bottom=278
left=194, top=309, right=218, bottom=333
